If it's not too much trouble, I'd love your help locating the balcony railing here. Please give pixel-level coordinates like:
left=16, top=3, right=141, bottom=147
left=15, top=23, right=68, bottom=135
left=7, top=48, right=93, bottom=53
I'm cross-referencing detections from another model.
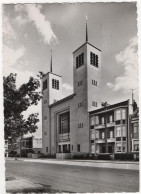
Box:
left=107, top=138, right=115, bottom=143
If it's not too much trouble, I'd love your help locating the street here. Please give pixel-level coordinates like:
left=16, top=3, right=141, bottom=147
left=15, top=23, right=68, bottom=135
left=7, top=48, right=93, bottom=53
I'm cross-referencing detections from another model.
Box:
left=6, top=160, right=139, bottom=193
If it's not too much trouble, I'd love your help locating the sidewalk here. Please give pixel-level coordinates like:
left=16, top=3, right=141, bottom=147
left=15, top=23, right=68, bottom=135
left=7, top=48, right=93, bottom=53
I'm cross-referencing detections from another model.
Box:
left=6, top=176, right=45, bottom=193
left=6, top=157, right=139, bottom=170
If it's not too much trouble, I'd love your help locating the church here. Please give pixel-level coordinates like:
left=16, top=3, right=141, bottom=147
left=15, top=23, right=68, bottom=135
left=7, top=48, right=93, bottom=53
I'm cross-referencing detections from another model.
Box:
left=41, top=20, right=136, bottom=158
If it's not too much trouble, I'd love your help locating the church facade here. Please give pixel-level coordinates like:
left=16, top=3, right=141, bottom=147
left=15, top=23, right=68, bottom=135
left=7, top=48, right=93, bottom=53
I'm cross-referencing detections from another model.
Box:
left=41, top=22, right=134, bottom=157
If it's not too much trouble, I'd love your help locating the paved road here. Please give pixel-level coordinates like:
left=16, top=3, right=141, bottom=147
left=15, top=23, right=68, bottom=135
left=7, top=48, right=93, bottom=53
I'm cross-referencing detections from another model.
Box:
left=6, top=160, right=139, bottom=193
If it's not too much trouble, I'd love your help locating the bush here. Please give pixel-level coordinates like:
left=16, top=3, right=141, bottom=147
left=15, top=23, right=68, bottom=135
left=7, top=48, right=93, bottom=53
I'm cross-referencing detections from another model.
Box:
left=114, top=153, right=134, bottom=161
left=8, top=150, right=17, bottom=157
left=97, top=154, right=111, bottom=160
left=40, top=154, right=56, bottom=159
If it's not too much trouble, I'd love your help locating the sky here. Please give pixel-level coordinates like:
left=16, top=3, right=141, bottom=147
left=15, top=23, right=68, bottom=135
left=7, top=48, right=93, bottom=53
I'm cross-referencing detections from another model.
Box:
left=2, top=2, right=138, bottom=138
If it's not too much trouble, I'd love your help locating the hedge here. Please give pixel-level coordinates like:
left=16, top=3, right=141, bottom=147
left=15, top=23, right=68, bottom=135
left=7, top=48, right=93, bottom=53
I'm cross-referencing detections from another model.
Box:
left=114, top=153, right=134, bottom=161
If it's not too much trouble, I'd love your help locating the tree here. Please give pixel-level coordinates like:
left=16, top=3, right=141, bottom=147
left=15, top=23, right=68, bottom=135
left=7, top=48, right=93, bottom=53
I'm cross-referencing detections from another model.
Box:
left=4, top=73, right=42, bottom=141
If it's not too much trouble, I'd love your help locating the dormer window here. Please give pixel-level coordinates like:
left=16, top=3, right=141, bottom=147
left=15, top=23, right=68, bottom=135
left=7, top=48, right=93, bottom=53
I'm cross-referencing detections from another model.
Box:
left=76, top=52, right=84, bottom=69
left=90, top=52, right=98, bottom=67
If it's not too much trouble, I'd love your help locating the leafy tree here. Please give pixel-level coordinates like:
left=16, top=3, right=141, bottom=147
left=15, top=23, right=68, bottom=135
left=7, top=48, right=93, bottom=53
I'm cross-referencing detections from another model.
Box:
left=4, top=73, right=42, bottom=141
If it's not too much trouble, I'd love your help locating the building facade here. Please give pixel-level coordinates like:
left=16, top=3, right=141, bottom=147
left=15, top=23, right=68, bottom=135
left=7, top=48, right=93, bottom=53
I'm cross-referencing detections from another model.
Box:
left=89, top=100, right=131, bottom=154
left=42, top=22, right=102, bottom=156
left=42, top=23, right=138, bottom=157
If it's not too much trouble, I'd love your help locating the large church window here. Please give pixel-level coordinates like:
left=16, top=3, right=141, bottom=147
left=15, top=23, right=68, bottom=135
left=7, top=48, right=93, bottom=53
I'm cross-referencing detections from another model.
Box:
left=76, top=52, right=84, bottom=69
left=90, top=52, right=98, bottom=67
left=59, top=112, right=70, bottom=134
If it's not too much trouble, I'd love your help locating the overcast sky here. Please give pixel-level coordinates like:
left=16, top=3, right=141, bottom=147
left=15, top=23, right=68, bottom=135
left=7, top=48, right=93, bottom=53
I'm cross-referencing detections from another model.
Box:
left=3, top=2, right=138, bottom=137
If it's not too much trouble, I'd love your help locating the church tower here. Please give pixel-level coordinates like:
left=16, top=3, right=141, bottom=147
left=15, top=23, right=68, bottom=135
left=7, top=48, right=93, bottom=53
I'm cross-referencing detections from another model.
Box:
left=71, top=17, right=102, bottom=153
left=73, top=18, right=101, bottom=112
left=42, top=52, right=62, bottom=154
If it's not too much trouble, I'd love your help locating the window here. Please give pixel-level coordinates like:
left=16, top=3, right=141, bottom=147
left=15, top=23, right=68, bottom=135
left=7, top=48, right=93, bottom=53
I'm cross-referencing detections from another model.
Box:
left=78, top=123, right=83, bottom=128
left=76, top=53, right=84, bottom=69
left=46, top=147, right=48, bottom=152
left=115, top=110, right=121, bottom=120
left=44, top=132, right=47, bottom=135
left=91, top=132, right=95, bottom=139
left=116, top=127, right=121, bottom=137
left=133, top=140, right=139, bottom=151
left=92, top=80, right=97, bottom=86
left=78, top=80, right=83, bottom=87
left=133, top=122, right=139, bottom=137
left=92, top=101, right=97, bottom=107
left=122, top=109, right=126, bottom=119
left=43, top=79, right=47, bottom=90
left=90, top=116, right=95, bottom=126
left=78, top=102, right=83, bottom=107
left=102, top=132, right=105, bottom=139
left=59, top=112, right=70, bottom=134
left=72, top=145, right=73, bottom=150
left=95, top=116, right=99, bottom=125
left=52, top=79, right=59, bottom=90
left=109, top=115, right=113, bottom=123
left=123, top=143, right=126, bottom=152
left=116, top=143, right=121, bottom=152
left=101, top=117, right=105, bottom=124
left=95, top=131, right=99, bottom=139
left=77, top=144, right=80, bottom=152
left=90, top=52, right=98, bottom=67
left=110, top=131, right=113, bottom=138
left=122, top=126, right=126, bottom=137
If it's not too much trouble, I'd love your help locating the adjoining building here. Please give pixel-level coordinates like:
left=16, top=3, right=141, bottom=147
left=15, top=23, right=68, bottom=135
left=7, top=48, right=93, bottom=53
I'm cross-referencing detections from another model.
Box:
left=42, top=20, right=138, bottom=158
left=89, top=100, right=131, bottom=154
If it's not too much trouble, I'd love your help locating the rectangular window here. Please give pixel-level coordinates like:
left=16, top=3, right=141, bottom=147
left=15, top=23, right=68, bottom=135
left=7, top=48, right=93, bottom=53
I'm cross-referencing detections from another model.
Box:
left=123, top=143, right=126, bottom=152
left=44, top=100, right=47, bottom=104
left=95, top=116, right=99, bottom=125
left=76, top=53, right=84, bottom=69
left=92, top=101, right=97, bottom=107
left=122, top=126, right=126, bottom=137
left=109, top=115, right=113, bottom=123
left=92, top=80, right=97, bottom=86
left=90, top=52, right=98, bottom=67
left=43, top=79, right=47, bottom=90
left=101, top=117, right=105, bottom=124
left=110, top=131, right=113, bottom=138
left=115, top=110, right=121, bottom=120
left=133, top=122, right=139, bottom=137
left=46, top=147, right=48, bottom=152
left=78, top=102, right=83, bottom=107
left=78, top=80, right=83, bottom=87
left=122, top=109, right=126, bottom=120
left=116, top=127, right=121, bottom=137
left=90, top=116, right=95, bottom=126
left=77, top=144, right=80, bottom=152
left=116, top=143, right=121, bottom=152
left=52, top=79, right=59, bottom=90
left=102, top=132, right=105, bottom=139
left=134, top=140, right=139, bottom=151
left=59, top=112, right=70, bottom=134
left=78, top=123, right=83, bottom=128
left=96, top=131, right=99, bottom=139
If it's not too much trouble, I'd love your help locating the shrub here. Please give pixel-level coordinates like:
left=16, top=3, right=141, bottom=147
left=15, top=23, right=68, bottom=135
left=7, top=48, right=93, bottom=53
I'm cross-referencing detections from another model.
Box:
left=97, top=154, right=111, bottom=160
left=114, top=153, right=134, bottom=161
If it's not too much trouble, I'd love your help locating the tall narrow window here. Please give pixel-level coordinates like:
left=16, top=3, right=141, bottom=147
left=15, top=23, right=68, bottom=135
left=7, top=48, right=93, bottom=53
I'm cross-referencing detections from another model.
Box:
left=122, top=126, right=126, bottom=137
left=43, top=79, right=47, bottom=90
left=76, top=53, right=84, bottom=69
left=52, top=79, right=59, bottom=90
left=77, top=144, right=80, bottom=152
left=116, top=127, right=121, bottom=137
left=90, top=52, right=98, bottom=67
left=122, top=109, right=126, bottom=119
left=115, top=110, right=121, bottom=120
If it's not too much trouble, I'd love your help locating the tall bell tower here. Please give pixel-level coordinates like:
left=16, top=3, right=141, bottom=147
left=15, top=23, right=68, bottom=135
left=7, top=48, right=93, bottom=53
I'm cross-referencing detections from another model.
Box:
left=42, top=52, right=62, bottom=154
